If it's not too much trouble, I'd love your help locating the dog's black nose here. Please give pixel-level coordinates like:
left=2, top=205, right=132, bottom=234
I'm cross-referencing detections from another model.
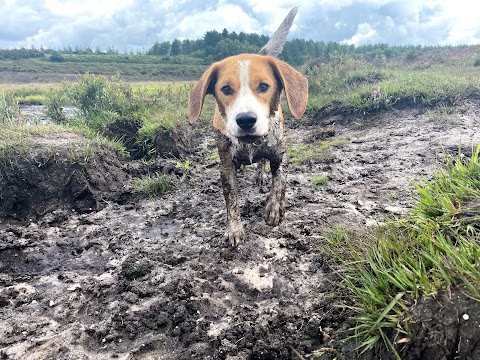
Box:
left=236, top=112, right=257, bottom=131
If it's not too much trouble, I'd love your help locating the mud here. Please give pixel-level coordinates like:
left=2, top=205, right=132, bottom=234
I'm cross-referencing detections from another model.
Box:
left=1, top=100, right=480, bottom=359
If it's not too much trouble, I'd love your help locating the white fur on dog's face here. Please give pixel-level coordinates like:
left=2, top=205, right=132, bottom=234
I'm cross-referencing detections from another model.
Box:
left=224, top=59, right=270, bottom=139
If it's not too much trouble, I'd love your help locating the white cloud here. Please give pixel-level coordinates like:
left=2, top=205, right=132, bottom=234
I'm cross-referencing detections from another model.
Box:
left=0, top=0, right=479, bottom=50
left=343, top=23, right=377, bottom=45
left=174, top=4, right=260, bottom=40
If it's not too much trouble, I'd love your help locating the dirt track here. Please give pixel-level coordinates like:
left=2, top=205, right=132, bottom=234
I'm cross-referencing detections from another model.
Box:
left=1, top=100, right=480, bottom=359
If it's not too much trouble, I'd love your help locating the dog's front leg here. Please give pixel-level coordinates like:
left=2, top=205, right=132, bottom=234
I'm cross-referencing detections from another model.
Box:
left=217, top=136, right=245, bottom=246
left=265, top=153, right=287, bottom=226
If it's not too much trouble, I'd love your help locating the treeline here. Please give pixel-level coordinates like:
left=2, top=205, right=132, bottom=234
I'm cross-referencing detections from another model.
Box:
left=147, top=29, right=268, bottom=63
left=0, top=28, right=470, bottom=66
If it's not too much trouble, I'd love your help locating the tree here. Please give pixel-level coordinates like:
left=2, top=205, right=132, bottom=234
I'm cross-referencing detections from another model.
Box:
left=203, top=30, right=222, bottom=48
left=170, top=39, right=182, bottom=56
left=148, top=41, right=171, bottom=55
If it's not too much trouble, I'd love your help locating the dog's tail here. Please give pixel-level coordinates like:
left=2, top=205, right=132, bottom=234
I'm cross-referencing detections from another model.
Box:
left=258, top=6, right=298, bottom=58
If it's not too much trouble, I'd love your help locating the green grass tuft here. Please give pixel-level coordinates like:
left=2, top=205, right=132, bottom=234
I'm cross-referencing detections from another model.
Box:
left=311, top=176, right=329, bottom=186
left=132, top=173, right=176, bottom=197
left=324, top=145, right=480, bottom=356
left=287, top=138, right=348, bottom=166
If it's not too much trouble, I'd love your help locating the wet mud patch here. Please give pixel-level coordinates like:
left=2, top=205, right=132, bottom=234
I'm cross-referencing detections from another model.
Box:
left=1, top=100, right=480, bottom=359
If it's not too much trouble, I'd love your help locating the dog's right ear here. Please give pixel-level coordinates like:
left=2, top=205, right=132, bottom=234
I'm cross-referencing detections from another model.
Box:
left=189, top=64, right=218, bottom=123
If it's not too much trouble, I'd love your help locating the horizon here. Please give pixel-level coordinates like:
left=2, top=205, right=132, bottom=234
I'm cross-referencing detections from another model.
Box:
left=1, top=35, right=478, bottom=56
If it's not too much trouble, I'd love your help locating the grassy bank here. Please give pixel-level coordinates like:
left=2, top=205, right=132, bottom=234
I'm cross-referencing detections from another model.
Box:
left=305, top=54, right=480, bottom=116
left=324, top=146, right=480, bottom=357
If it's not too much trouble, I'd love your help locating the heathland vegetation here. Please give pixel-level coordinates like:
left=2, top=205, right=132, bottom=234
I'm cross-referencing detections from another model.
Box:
left=2, top=29, right=480, bottom=79
left=1, top=32, right=480, bottom=358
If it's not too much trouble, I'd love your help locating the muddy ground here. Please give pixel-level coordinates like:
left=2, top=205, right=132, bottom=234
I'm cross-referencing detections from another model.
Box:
left=1, top=100, right=480, bottom=359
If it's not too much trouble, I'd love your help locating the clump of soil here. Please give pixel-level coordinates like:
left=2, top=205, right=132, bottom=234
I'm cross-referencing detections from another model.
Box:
left=0, top=132, right=130, bottom=221
left=104, top=119, right=197, bottom=159
left=154, top=122, right=198, bottom=158
left=1, top=100, right=480, bottom=359
left=402, top=287, right=480, bottom=359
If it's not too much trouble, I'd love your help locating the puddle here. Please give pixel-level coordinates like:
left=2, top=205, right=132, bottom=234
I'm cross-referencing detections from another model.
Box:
left=143, top=219, right=182, bottom=239
left=20, top=105, right=78, bottom=125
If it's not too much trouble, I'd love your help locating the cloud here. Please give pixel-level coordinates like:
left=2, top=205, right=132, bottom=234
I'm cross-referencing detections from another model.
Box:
left=343, top=23, right=377, bottom=45
left=0, top=0, right=479, bottom=51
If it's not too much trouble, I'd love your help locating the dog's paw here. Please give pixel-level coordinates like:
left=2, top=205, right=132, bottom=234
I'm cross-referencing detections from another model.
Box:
left=264, top=195, right=285, bottom=226
left=224, top=221, right=245, bottom=246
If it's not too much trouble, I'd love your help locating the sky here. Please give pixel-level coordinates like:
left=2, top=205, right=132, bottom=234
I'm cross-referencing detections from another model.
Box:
left=1, top=0, right=480, bottom=52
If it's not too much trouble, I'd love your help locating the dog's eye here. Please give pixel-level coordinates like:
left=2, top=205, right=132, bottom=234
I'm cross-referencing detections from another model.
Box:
left=258, top=83, right=270, bottom=93
left=221, top=85, right=234, bottom=96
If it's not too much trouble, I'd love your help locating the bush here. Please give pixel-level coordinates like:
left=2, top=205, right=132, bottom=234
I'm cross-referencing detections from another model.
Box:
left=49, top=51, right=65, bottom=62
left=51, top=74, right=145, bottom=133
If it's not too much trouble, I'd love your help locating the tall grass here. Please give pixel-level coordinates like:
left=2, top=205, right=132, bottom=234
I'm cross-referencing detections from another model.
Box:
left=0, top=92, right=24, bottom=126
left=324, top=146, right=480, bottom=357
left=305, top=57, right=480, bottom=114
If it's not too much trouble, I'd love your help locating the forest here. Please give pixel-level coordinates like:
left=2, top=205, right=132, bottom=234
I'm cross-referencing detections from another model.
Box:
left=0, top=28, right=466, bottom=66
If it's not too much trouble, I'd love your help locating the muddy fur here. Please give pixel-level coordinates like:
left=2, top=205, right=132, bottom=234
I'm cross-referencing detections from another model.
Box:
left=216, top=112, right=287, bottom=245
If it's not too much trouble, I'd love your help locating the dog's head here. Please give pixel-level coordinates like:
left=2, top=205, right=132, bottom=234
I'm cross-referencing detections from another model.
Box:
left=189, top=53, right=308, bottom=142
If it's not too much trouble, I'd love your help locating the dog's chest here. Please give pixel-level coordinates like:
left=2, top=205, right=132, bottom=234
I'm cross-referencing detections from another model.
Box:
left=229, top=116, right=284, bottom=166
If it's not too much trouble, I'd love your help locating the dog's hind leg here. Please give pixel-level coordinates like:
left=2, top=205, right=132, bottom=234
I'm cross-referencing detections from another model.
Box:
left=264, top=153, right=287, bottom=226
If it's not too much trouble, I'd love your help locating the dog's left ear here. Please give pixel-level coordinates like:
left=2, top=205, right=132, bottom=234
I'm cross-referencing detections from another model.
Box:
left=189, top=64, right=218, bottom=123
left=269, top=58, right=308, bottom=119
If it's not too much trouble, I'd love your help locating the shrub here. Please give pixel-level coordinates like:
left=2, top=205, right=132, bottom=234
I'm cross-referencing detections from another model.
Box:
left=50, top=74, right=145, bottom=133
left=49, top=51, right=65, bottom=62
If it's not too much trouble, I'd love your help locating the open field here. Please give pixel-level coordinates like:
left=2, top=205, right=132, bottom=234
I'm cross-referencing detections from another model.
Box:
left=1, top=46, right=480, bottom=359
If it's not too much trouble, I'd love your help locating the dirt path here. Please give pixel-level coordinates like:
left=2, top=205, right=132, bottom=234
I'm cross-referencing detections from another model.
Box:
left=1, top=101, right=480, bottom=359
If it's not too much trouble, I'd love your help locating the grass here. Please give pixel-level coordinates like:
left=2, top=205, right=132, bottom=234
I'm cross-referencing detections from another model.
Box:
left=287, top=137, right=349, bottom=166
left=0, top=83, right=61, bottom=105
left=0, top=89, right=127, bottom=173
left=305, top=57, right=480, bottom=115
left=44, top=75, right=215, bottom=158
left=426, top=102, right=459, bottom=122
left=312, top=176, right=329, bottom=186
left=324, top=146, right=480, bottom=357
left=132, top=173, right=176, bottom=197
left=67, top=142, right=97, bottom=165
left=0, top=57, right=206, bottom=80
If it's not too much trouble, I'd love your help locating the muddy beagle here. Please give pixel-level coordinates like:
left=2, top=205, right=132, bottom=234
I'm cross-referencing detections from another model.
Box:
left=189, top=7, right=308, bottom=245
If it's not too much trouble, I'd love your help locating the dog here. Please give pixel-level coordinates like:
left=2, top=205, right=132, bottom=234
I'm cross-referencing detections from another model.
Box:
left=188, top=7, right=308, bottom=246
